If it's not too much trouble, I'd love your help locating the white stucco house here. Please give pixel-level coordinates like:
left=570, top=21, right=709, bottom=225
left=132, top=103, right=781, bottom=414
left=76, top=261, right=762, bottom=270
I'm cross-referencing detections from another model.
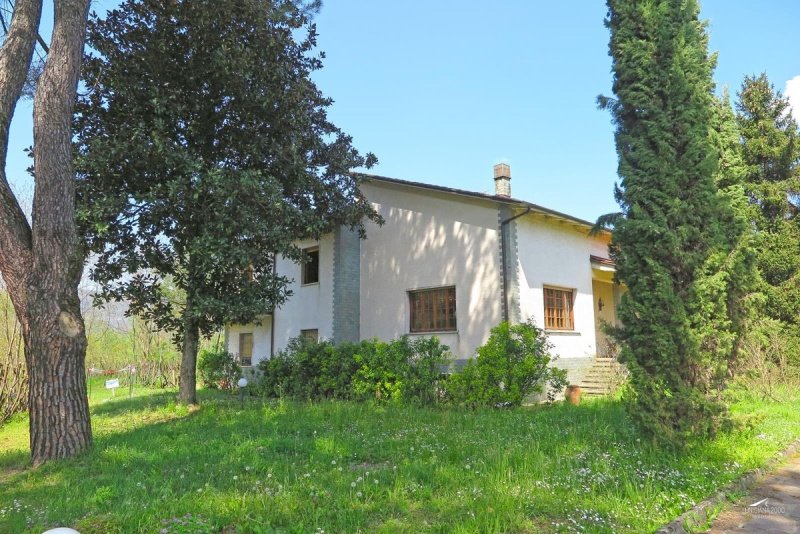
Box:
left=225, top=164, right=622, bottom=385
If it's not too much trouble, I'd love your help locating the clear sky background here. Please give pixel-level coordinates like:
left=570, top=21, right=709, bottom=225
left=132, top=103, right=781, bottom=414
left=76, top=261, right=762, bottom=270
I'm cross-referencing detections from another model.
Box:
left=6, top=0, right=800, bottom=222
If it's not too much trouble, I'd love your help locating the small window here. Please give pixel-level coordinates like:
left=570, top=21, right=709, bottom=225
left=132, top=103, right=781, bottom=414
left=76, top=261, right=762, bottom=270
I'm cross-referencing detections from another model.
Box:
left=300, top=329, right=319, bottom=343
left=409, top=286, right=456, bottom=333
left=544, top=286, right=575, bottom=330
left=239, top=333, right=253, bottom=366
left=302, top=247, right=319, bottom=285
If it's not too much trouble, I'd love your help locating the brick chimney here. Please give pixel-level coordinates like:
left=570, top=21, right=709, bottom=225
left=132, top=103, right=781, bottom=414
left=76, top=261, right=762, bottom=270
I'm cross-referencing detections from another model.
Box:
left=494, top=163, right=511, bottom=197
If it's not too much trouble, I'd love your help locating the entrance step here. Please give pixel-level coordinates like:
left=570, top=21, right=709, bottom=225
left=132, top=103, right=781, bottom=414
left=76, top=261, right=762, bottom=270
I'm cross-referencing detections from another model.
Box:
left=578, top=357, right=628, bottom=397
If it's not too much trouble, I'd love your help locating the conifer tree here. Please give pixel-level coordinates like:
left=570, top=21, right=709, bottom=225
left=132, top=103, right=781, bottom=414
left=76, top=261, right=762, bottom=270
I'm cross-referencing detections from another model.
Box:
left=735, top=74, right=800, bottom=329
left=600, top=0, right=752, bottom=445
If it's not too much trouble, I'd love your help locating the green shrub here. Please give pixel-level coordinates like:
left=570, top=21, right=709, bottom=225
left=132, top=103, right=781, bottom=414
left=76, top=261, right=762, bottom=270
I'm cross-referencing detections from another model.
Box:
left=317, top=341, right=363, bottom=398
left=351, top=339, right=406, bottom=402
left=446, top=321, right=567, bottom=407
left=256, top=337, right=360, bottom=400
left=254, top=336, right=450, bottom=404
left=351, top=336, right=449, bottom=405
left=404, top=336, right=450, bottom=405
left=198, top=349, right=241, bottom=390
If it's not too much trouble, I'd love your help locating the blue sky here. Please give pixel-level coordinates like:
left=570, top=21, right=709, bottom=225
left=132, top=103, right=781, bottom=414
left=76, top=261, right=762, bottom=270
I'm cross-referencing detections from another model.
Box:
left=6, top=0, right=800, bottom=222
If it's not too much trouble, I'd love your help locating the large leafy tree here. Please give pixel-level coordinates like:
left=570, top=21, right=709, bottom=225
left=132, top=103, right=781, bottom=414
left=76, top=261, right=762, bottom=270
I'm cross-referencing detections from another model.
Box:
left=735, top=74, right=800, bottom=327
left=0, top=0, right=93, bottom=465
left=600, top=0, right=752, bottom=445
left=76, top=0, right=380, bottom=404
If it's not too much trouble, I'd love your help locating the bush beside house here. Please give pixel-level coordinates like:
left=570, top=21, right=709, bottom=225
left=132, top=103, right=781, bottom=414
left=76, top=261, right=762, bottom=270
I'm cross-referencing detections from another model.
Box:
left=198, top=349, right=241, bottom=390
left=446, top=321, right=568, bottom=407
left=253, top=321, right=566, bottom=407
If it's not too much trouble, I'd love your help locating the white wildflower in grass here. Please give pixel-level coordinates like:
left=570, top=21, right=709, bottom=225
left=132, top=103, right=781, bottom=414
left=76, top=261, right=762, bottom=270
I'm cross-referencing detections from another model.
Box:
left=331, top=460, right=336, bottom=465
left=356, top=491, right=363, bottom=498
left=233, top=475, right=238, bottom=481
left=245, top=466, right=251, bottom=471
left=373, top=479, right=378, bottom=485
left=350, top=482, right=356, bottom=488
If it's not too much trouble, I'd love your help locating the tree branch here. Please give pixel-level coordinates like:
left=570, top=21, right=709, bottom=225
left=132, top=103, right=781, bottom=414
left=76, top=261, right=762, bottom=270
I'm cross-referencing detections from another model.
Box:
left=31, top=0, right=90, bottom=293
left=0, top=0, right=40, bottom=313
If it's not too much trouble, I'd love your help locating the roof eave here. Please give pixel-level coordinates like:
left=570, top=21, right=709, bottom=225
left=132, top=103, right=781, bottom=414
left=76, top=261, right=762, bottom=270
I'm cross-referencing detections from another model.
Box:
left=358, top=173, right=611, bottom=237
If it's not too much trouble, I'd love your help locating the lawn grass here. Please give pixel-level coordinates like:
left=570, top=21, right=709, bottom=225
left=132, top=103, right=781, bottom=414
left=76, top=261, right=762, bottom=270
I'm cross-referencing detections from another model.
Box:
left=0, top=381, right=798, bottom=533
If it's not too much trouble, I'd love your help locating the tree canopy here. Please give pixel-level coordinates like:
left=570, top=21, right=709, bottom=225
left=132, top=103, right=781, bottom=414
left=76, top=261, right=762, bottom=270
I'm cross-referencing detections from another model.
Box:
left=735, top=74, right=800, bottom=328
left=75, top=0, right=381, bottom=404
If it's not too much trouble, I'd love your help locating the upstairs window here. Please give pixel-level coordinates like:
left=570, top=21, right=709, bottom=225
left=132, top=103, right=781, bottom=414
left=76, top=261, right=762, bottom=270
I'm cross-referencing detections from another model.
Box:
left=302, top=247, right=319, bottom=285
left=238, top=332, right=253, bottom=366
left=544, top=286, right=575, bottom=330
left=409, top=286, right=456, bottom=333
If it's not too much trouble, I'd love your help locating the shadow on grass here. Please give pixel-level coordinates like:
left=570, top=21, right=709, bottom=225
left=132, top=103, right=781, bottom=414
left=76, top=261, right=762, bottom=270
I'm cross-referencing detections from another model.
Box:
left=89, top=390, right=180, bottom=417
left=0, top=391, right=784, bottom=533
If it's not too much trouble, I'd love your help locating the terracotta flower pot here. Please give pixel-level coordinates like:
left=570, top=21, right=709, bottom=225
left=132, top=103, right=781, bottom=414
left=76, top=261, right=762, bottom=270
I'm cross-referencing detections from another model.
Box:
left=565, top=385, right=582, bottom=406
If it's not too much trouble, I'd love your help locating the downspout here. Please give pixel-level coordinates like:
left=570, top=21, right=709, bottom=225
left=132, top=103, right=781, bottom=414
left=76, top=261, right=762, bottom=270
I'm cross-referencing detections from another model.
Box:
left=500, top=206, right=532, bottom=323
left=269, top=252, right=276, bottom=359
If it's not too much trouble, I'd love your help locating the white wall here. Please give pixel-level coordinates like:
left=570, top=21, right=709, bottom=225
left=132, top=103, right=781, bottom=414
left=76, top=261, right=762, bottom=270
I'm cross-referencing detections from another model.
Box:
left=517, top=215, right=607, bottom=359
left=272, top=235, right=334, bottom=353
left=226, top=181, right=615, bottom=364
left=226, top=315, right=272, bottom=366
left=359, top=182, right=503, bottom=358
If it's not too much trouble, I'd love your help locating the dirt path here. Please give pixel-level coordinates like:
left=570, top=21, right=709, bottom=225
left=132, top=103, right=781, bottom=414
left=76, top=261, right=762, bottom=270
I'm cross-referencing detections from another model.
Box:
left=708, top=453, right=800, bottom=533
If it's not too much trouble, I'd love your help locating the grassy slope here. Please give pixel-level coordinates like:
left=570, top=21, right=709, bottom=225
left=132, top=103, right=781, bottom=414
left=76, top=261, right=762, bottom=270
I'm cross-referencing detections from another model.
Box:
left=0, top=383, right=798, bottom=533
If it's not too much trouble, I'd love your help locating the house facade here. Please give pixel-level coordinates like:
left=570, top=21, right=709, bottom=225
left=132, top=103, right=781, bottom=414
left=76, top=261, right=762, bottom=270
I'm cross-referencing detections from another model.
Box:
left=225, top=164, right=621, bottom=385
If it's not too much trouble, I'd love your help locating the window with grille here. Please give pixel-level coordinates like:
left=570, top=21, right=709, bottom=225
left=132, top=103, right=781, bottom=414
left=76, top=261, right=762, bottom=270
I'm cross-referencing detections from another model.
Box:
left=409, top=286, right=456, bottom=333
left=543, top=286, right=575, bottom=330
left=238, top=332, right=253, bottom=366
left=300, top=329, right=319, bottom=343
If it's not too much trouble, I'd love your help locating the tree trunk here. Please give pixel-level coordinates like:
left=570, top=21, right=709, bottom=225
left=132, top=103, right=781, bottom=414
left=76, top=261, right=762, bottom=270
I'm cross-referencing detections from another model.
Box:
left=25, top=299, right=90, bottom=464
left=0, top=0, right=92, bottom=466
left=26, top=0, right=92, bottom=466
left=178, top=294, right=199, bottom=405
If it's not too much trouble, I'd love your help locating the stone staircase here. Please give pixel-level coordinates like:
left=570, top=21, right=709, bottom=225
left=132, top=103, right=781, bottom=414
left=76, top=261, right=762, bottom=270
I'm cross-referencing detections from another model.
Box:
left=578, top=357, right=628, bottom=397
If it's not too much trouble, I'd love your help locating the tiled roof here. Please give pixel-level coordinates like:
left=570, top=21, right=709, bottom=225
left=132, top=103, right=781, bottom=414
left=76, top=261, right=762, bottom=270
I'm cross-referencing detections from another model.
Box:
left=590, top=255, right=615, bottom=266
left=359, top=173, right=607, bottom=233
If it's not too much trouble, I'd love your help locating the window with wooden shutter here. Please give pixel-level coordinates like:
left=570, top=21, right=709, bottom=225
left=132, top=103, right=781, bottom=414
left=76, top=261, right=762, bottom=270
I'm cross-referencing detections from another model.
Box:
left=543, top=286, right=575, bottom=330
left=409, top=286, right=456, bottom=333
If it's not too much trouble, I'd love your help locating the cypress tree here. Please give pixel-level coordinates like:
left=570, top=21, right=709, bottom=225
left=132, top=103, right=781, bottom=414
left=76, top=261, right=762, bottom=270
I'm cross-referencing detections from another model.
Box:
left=600, top=0, right=751, bottom=445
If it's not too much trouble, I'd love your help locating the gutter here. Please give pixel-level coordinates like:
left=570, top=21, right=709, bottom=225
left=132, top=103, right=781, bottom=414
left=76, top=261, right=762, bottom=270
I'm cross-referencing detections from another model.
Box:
left=500, top=206, right=531, bottom=322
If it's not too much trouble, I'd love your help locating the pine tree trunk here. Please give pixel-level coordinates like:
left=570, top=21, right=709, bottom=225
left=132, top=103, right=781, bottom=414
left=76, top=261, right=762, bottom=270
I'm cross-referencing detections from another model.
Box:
left=0, top=0, right=92, bottom=465
left=0, top=0, right=92, bottom=466
left=25, top=0, right=92, bottom=466
left=25, top=295, right=90, bottom=466
left=178, top=295, right=199, bottom=405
